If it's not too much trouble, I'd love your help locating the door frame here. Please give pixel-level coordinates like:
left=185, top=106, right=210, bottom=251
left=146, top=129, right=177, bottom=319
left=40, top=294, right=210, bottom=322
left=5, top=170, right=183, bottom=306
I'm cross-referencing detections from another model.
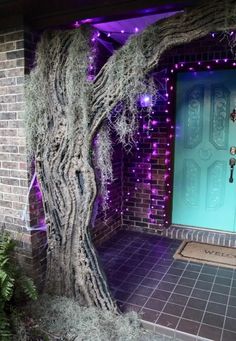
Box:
left=165, top=59, right=236, bottom=232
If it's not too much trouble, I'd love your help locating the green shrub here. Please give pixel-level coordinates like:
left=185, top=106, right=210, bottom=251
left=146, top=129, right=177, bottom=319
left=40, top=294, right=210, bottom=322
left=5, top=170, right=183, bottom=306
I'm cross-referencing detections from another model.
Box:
left=0, top=232, right=38, bottom=340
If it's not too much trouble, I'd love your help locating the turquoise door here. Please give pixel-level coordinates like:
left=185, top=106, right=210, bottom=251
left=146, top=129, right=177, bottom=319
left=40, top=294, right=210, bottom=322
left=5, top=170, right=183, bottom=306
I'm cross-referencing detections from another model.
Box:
left=173, top=69, right=236, bottom=232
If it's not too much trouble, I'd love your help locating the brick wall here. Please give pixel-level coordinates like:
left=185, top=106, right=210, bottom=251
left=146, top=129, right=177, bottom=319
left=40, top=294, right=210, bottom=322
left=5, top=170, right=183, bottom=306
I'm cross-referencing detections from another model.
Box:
left=122, top=35, right=232, bottom=234
left=0, top=27, right=46, bottom=286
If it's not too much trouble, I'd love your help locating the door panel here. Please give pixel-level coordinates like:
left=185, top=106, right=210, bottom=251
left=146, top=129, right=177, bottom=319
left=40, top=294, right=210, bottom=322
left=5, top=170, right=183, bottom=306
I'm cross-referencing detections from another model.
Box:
left=172, top=69, right=236, bottom=232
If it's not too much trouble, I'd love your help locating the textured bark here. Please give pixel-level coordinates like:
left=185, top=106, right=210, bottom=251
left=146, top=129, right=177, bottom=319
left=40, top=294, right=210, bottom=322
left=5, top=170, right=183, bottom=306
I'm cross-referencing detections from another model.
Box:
left=32, top=31, right=117, bottom=311
left=28, top=0, right=236, bottom=311
left=36, top=122, right=116, bottom=310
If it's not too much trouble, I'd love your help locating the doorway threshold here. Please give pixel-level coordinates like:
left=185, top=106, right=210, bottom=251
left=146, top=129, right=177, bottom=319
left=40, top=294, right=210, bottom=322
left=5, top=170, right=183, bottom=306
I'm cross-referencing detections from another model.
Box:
left=163, top=225, right=236, bottom=247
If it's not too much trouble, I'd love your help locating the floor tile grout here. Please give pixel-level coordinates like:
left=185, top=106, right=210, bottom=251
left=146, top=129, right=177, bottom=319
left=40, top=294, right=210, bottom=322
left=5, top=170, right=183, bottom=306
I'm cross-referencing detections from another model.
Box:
left=98, top=230, right=236, bottom=341
left=220, top=268, right=235, bottom=341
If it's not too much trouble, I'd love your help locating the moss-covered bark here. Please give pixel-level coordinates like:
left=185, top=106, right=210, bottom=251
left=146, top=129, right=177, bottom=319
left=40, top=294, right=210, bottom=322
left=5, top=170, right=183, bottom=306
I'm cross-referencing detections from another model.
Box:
left=25, top=0, right=236, bottom=310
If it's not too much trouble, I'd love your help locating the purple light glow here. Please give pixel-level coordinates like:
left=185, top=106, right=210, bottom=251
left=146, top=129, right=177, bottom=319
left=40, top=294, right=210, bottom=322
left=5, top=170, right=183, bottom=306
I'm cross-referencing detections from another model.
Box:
left=36, top=191, right=42, bottom=200
left=87, top=75, right=95, bottom=81
left=81, top=18, right=93, bottom=24
left=140, top=94, right=152, bottom=107
left=74, top=21, right=80, bottom=28
left=39, top=217, right=46, bottom=226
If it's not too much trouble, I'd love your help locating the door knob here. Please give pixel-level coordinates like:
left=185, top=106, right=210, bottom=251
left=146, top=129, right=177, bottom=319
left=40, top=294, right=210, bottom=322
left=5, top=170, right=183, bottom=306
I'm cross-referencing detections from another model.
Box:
left=230, top=146, right=236, bottom=155
left=229, top=158, right=236, bottom=183
left=230, top=109, right=236, bottom=122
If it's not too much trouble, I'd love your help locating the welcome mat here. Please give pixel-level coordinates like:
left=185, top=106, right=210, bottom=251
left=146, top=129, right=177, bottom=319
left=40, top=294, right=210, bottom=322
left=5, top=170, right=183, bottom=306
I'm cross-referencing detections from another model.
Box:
left=174, top=241, right=236, bottom=269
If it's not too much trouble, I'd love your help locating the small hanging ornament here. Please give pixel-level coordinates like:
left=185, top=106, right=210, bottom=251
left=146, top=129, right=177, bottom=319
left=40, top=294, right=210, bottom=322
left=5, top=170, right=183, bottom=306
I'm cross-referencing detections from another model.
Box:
left=230, top=108, right=236, bottom=122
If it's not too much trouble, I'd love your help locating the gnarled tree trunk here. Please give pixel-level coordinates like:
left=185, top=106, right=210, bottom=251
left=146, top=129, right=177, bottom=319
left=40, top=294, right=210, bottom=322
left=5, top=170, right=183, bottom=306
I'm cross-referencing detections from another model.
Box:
left=36, top=127, right=116, bottom=310
left=26, top=0, right=236, bottom=311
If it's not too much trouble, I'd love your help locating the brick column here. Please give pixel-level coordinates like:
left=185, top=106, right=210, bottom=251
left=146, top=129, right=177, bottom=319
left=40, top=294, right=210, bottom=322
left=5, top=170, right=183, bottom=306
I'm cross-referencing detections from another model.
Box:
left=0, top=27, right=46, bottom=286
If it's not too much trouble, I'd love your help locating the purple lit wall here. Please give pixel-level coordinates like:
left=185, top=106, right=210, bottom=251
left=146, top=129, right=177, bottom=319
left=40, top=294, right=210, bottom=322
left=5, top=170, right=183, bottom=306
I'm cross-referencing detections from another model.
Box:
left=122, top=83, right=173, bottom=233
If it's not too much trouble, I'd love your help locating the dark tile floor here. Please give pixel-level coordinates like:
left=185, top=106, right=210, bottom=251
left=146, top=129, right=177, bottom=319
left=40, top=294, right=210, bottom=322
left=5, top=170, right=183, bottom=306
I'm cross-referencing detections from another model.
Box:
left=98, top=230, right=236, bottom=341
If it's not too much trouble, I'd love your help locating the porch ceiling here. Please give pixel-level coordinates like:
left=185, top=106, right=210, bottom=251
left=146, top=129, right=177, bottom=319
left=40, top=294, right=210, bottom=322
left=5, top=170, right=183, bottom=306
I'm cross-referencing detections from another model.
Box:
left=0, top=0, right=199, bottom=30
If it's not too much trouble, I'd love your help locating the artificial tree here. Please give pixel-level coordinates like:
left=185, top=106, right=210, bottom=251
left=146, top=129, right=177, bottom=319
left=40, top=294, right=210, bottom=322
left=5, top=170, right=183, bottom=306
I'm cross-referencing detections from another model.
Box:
left=25, top=0, right=236, bottom=311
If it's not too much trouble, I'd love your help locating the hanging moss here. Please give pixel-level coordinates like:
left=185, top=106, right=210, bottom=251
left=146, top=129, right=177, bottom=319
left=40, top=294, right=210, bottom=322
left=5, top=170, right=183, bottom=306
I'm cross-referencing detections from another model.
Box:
left=24, top=0, right=236, bottom=308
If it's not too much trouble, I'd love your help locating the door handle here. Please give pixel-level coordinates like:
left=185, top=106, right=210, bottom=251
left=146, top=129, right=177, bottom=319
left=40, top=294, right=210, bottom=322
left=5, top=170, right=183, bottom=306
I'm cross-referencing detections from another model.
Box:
left=229, top=158, right=236, bottom=183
